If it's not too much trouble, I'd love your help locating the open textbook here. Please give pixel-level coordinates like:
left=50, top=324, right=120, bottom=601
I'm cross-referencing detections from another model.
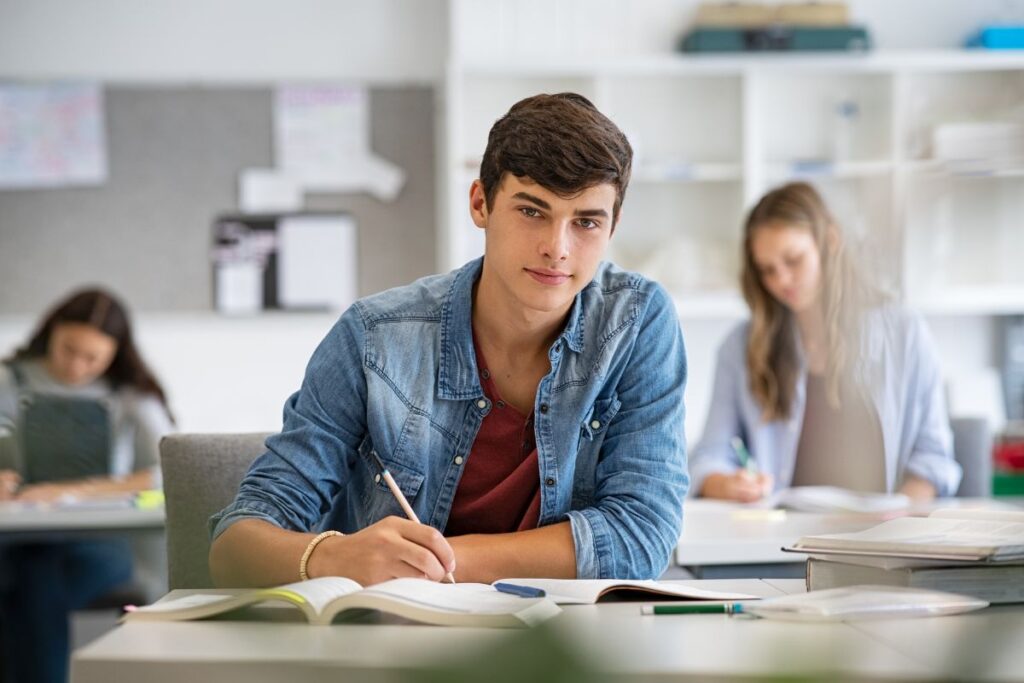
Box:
left=122, top=577, right=560, bottom=628
left=760, top=486, right=911, bottom=514
left=495, top=578, right=758, bottom=605
left=786, top=507, right=1024, bottom=562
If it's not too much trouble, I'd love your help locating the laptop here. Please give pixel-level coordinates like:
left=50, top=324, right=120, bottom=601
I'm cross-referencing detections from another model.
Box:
left=19, top=394, right=111, bottom=484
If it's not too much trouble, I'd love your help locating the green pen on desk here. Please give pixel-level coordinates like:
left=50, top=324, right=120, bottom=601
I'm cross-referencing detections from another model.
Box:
left=730, top=437, right=757, bottom=474
left=641, top=603, right=745, bottom=616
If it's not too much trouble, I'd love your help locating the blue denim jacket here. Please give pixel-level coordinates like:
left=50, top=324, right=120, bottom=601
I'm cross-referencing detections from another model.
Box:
left=211, top=258, right=688, bottom=579
left=689, top=306, right=961, bottom=497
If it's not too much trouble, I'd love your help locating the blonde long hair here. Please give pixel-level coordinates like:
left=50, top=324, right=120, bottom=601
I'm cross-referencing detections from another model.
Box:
left=741, top=182, right=883, bottom=421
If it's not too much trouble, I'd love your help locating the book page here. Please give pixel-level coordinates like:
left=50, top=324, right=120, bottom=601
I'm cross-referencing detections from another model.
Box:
left=359, top=579, right=525, bottom=614
left=129, top=593, right=238, bottom=614
left=795, top=517, right=1024, bottom=557
left=930, top=508, right=1024, bottom=523
left=493, top=579, right=757, bottom=604
left=762, top=486, right=910, bottom=513
left=269, top=577, right=363, bottom=615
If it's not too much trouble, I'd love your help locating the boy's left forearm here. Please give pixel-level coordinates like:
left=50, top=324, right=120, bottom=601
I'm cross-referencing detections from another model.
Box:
left=447, top=521, right=576, bottom=584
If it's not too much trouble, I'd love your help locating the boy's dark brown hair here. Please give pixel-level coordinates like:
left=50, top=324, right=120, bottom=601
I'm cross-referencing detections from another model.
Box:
left=479, top=92, right=633, bottom=224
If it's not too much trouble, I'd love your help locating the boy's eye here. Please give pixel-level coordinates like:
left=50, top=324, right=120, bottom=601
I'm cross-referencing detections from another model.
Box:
left=519, top=207, right=541, bottom=218
left=577, top=218, right=598, bottom=230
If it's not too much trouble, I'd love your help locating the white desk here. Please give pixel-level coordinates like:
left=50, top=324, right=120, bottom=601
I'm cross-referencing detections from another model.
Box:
left=675, top=499, right=884, bottom=576
left=674, top=498, right=1023, bottom=577
left=0, top=501, right=164, bottom=540
left=0, top=501, right=168, bottom=601
left=71, top=578, right=1023, bottom=682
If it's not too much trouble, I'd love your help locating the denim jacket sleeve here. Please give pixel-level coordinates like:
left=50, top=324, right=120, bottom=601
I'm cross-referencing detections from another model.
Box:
left=564, top=284, right=689, bottom=580
left=209, top=307, right=369, bottom=540
left=687, top=325, right=747, bottom=495
left=900, top=313, right=962, bottom=496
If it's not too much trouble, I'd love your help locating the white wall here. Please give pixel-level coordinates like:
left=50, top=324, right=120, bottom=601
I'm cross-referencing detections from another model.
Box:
left=0, top=0, right=447, bottom=83
left=0, top=314, right=334, bottom=433
left=0, top=0, right=1009, bottom=437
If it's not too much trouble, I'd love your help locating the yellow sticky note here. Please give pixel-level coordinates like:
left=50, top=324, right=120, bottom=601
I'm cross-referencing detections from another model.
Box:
left=135, top=489, right=165, bottom=509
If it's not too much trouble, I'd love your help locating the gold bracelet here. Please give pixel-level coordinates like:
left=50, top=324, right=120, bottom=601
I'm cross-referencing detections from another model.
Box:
left=299, top=530, right=343, bottom=581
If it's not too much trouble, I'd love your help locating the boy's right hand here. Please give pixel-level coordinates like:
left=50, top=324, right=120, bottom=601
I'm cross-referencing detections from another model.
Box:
left=0, top=469, right=21, bottom=501
left=307, top=516, right=456, bottom=586
left=700, top=470, right=774, bottom=503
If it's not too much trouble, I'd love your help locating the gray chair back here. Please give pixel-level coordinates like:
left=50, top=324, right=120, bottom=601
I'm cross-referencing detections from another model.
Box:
left=951, top=417, right=993, bottom=497
left=160, top=432, right=271, bottom=589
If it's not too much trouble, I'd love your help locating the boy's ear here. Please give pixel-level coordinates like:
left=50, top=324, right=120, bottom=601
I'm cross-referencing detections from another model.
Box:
left=469, top=179, right=488, bottom=229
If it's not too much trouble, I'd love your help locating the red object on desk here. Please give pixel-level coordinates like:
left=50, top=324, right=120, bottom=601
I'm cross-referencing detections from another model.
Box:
left=994, top=441, right=1024, bottom=471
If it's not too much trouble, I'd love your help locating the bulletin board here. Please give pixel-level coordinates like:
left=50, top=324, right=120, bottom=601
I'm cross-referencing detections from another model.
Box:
left=0, top=86, right=437, bottom=314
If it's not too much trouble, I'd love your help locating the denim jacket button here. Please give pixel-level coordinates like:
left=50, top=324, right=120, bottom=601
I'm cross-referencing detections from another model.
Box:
left=539, top=403, right=549, bottom=414
left=476, top=399, right=487, bottom=410
left=544, top=477, right=555, bottom=486
left=454, top=455, right=464, bottom=465
left=374, top=474, right=381, bottom=484
left=590, top=420, right=601, bottom=430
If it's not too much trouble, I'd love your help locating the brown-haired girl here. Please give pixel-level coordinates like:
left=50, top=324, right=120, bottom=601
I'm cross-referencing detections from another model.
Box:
left=0, top=287, right=173, bottom=683
left=690, top=182, right=960, bottom=503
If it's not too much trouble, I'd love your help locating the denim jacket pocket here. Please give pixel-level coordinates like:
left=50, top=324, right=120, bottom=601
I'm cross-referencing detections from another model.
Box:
left=580, top=395, right=621, bottom=441
left=358, top=446, right=426, bottom=519
left=572, top=394, right=622, bottom=509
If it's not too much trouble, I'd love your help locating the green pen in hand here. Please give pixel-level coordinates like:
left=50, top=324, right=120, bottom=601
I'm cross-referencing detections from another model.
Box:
left=730, top=437, right=757, bottom=475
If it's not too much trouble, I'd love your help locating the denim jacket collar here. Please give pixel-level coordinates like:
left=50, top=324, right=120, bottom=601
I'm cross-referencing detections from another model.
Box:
left=437, top=257, right=587, bottom=400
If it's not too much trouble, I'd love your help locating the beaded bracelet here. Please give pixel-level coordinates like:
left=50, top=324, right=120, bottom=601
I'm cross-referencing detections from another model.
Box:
left=299, top=530, right=343, bottom=581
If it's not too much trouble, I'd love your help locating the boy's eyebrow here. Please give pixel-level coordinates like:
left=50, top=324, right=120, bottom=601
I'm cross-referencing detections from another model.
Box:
left=512, top=191, right=551, bottom=210
left=512, top=191, right=609, bottom=218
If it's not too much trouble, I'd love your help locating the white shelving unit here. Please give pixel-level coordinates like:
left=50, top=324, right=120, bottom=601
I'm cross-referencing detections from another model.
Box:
left=441, top=3, right=1024, bottom=319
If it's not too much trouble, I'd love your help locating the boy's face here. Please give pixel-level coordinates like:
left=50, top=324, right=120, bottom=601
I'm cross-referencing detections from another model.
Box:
left=470, top=173, right=615, bottom=319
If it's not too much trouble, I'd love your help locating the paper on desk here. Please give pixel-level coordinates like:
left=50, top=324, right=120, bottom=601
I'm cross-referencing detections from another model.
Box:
left=759, top=486, right=911, bottom=514
left=742, top=585, right=988, bottom=621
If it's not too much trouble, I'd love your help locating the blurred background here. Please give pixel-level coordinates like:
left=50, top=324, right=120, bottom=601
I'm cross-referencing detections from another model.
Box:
left=1, top=0, right=1023, bottom=456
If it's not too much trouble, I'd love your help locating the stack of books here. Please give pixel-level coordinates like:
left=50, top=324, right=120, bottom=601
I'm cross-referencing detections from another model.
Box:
left=679, top=1, right=872, bottom=53
left=785, top=508, right=1024, bottom=604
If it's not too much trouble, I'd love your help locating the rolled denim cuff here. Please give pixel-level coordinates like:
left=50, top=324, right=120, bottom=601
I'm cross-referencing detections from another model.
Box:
left=209, top=499, right=288, bottom=542
left=565, top=508, right=608, bottom=579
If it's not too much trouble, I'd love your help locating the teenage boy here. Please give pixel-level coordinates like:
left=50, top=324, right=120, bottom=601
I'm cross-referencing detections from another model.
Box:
left=209, top=93, right=688, bottom=586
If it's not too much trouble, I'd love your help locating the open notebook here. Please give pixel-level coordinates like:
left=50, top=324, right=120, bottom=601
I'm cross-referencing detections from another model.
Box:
left=494, top=579, right=757, bottom=605
left=122, top=577, right=560, bottom=628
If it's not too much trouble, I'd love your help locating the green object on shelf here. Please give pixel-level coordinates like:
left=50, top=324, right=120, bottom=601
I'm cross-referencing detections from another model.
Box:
left=993, top=472, right=1024, bottom=496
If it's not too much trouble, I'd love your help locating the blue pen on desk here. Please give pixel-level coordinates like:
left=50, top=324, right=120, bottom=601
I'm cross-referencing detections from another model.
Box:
left=493, top=582, right=546, bottom=598
left=730, top=437, right=757, bottom=474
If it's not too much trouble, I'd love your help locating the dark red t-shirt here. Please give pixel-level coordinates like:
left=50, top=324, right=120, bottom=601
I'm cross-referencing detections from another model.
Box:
left=444, top=341, right=541, bottom=535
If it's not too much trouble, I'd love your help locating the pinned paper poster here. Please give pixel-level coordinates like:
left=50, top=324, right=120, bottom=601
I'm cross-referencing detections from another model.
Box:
left=0, top=83, right=108, bottom=188
left=238, top=169, right=303, bottom=214
left=274, top=86, right=405, bottom=202
left=277, top=215, right=357, bottom=312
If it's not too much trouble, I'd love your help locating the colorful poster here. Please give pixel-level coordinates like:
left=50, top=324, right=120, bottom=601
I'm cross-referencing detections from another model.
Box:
left=0, top=83, right=108, bottom=188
